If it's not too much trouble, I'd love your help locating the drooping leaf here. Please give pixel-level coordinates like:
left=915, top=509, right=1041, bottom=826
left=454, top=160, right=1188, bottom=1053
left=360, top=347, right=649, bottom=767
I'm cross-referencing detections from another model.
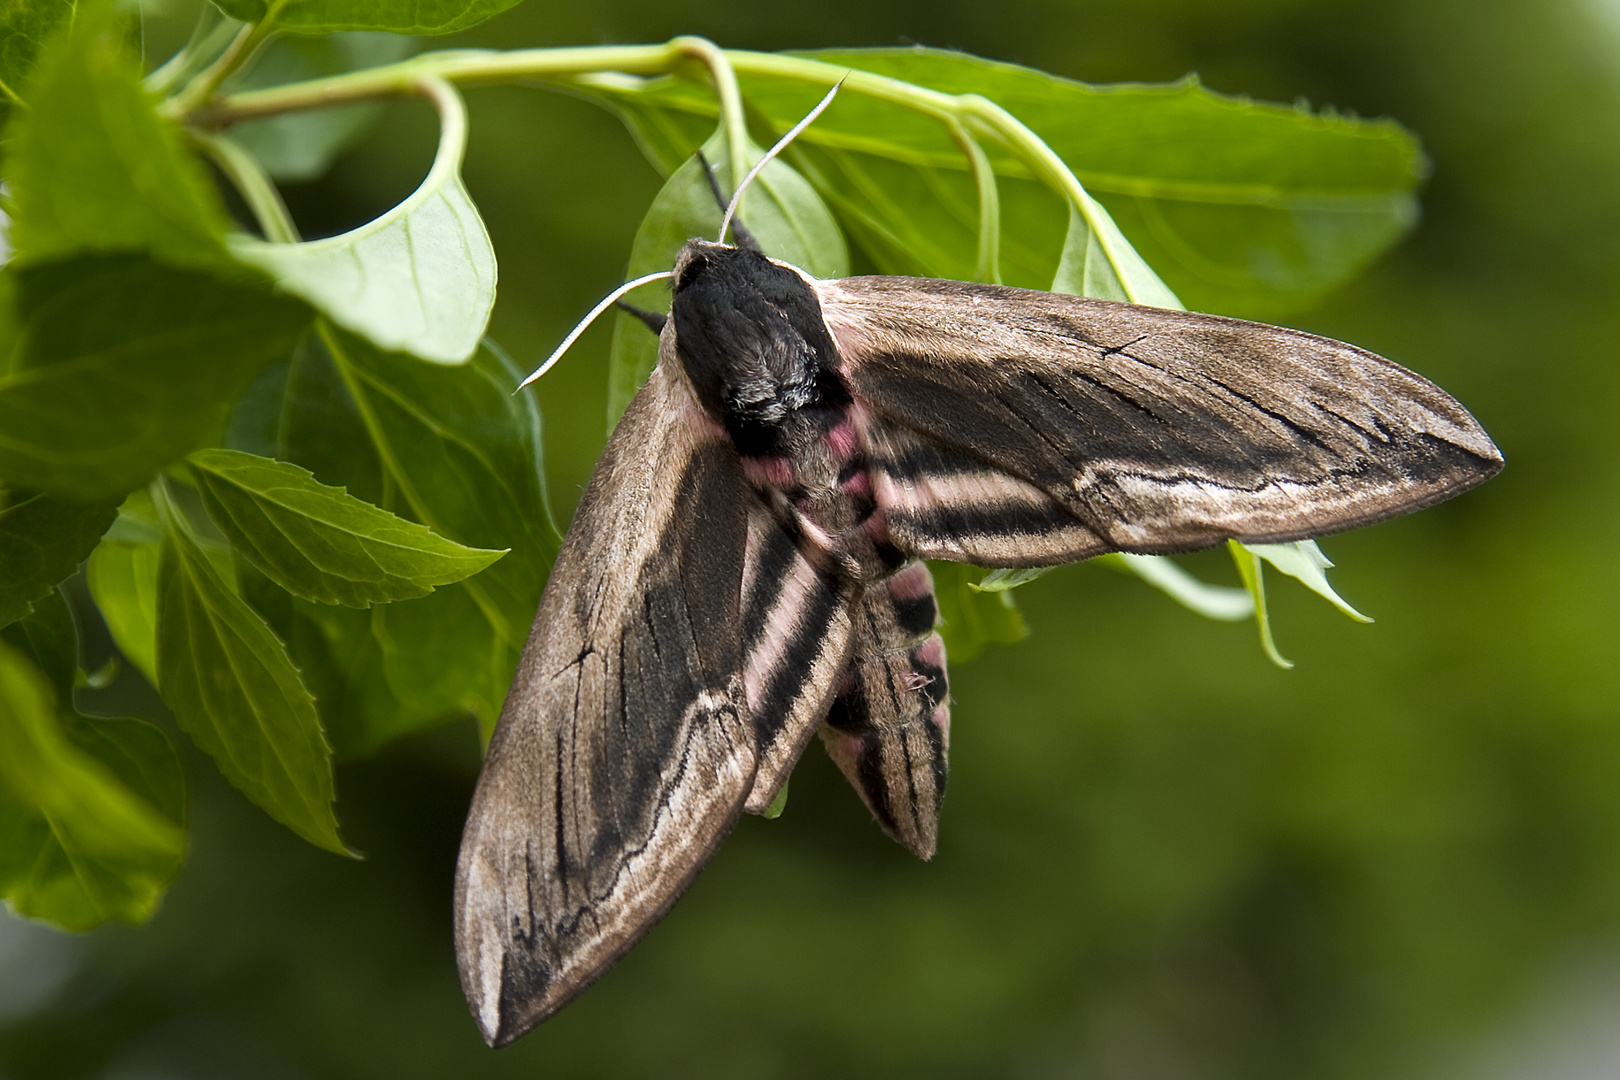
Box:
left=1229, top=541, right=1291, bottom=669
left=0, top=0, right=75, bottom=105
left=154, top=500, right=347, bottom=855
left=3, top=0, right=234, bottom=270
left=229, top=82, right=495, bottom=364
left=213, top=0, right=527, bottom=36
left=0, top=636, right=184, bottom=930
left=0, top=488, right=119, bottom=627
left=189, top=447, right=505, bottom=608
left=1101, top=553, right=1255, bottom=622
left=1246, top=539, right=1371, bottom=623
left=930, top=561, right=1029, bottom=664
left=225, top=32, right=416, bottom=183
left=0, top=256, right=310, bottom=497
left=605, top=124, right=848, bottom=426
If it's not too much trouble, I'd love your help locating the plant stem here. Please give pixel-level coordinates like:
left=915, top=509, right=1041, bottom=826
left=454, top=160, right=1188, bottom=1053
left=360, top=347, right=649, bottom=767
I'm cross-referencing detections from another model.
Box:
left=195, top=133, right=301, bottom=243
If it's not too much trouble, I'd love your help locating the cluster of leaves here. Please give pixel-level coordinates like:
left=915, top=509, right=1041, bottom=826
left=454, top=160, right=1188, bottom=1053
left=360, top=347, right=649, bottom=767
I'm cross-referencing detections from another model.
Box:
left=0, top=0, right=1422, bottom=932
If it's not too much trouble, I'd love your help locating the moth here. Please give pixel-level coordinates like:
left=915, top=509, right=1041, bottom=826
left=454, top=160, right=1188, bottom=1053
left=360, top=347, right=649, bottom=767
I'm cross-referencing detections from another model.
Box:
left=453, top=157, right=1502, bottom=1047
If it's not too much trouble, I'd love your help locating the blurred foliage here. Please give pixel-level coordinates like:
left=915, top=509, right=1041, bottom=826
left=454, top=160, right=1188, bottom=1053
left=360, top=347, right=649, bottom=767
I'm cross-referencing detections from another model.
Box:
left=1, top=0, right=1617, bottom=1078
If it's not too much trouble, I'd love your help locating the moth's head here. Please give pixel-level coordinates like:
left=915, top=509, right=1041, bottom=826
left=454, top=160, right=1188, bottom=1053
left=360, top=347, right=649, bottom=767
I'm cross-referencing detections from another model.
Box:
left=668, top=240, right=846, bottom=451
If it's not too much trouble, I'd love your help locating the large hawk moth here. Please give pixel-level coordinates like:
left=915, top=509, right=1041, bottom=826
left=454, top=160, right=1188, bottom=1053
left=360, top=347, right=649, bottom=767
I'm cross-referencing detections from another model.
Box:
left=453, top=166, right=1501, bottom=1047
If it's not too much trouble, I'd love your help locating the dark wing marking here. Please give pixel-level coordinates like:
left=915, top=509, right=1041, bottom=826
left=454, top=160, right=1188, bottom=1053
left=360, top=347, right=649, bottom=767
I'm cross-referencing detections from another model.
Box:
left=818, top=562, right=950, bottom=859
left=859, top=415, right=1112, bottom=567
left=818, top=276, right=1503, bottom=556
left=454, top=364, right=755, bottom=1047
left=739, top=506, right=855, bottom=813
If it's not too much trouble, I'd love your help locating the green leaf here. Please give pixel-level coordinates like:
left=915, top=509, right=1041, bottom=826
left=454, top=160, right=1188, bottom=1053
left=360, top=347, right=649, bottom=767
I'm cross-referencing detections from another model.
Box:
left=0, top=0, right=74, bottom=105
left=930, top=561, right=1028, bottom=664
left=0, top=256, right=310, bottom=497
left=3, top=0, right=235, bottom=270
left=0, top=488, right=119, bottom=627
left=228, top=83, right=495, bottom=364
left=2, top=587, right=79, bottom=696
left=154, top=494, right=348, bottom=855
left=1101, top=553, right=1255, bottom=622
left=605, top=124, right=848, bottom=426
left=86, top=530, right=160, bottom=687
left=1229, top=541, right=1291, bottom=670
left=225, top=33, right=415, bottom=183
left=214, top=0, right=526, bottom=35
left=1051, top=204, right=1130, bottom=302
left=588, top=51, right=1422, bottom=313
left=800, top=48, right=1423, bottom=314
left=1246, top=539, right=1372, bottom=623
left=0, top=637, right=185, bottom=931
left=223, top=330, right=554, bottom=753
left=974, top=567, right=1053, bottom=593
left=189, top=447, right=505, bottom=608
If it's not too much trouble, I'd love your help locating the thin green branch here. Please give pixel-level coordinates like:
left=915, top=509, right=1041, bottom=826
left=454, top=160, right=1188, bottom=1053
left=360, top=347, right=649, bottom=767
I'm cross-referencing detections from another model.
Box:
left=179, top=41, right=1174, bottom=303
left=195, top=133, right=301, bottom=244
left=947, top=119, right=1001, bottom=284
left=146, top=5, right=235, bottom=97
left=168, top=21, right=273, bottom=118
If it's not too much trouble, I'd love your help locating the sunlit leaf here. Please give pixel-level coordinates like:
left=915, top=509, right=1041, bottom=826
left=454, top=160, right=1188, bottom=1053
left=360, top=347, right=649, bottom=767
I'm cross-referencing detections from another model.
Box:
left=1246, top=539, right=1371, bottom=623
left=229, top=82, right=495, bottom=364
left=1229, top=541, right=1290, bottom=669
left=1102, top=553, right=1254, bottom=622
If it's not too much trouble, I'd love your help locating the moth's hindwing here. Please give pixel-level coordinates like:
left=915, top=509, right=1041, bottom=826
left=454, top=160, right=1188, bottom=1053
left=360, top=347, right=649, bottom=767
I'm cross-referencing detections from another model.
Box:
left=819, top=561, right=950, bottom=859
left=453, top=364, right=757, bottom=1047
left=818, top=276, right=1503, bottom=558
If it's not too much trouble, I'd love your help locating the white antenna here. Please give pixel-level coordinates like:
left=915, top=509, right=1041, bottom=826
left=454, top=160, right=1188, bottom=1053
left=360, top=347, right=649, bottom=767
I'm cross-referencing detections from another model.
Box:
left=718, top=78, right=844, bottom=245
left=516, top=270, right=674, bottom=391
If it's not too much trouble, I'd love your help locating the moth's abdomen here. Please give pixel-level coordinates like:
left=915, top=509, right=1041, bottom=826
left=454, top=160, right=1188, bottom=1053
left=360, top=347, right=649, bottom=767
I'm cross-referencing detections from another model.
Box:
left=819, top=561, right=951, bottom=859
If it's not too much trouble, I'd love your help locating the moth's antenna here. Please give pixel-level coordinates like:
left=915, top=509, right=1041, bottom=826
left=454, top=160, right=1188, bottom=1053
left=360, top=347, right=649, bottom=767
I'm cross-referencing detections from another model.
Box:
left=717, top=78, right=844, bottom=245
left=517, top=270, right=674, bottom=392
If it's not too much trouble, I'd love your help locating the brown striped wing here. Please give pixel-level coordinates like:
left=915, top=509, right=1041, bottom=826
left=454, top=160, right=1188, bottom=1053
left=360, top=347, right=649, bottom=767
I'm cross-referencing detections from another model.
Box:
left=818, top=277, right=1502, bottom=560
left=454, top=364, right=757, bottom=1047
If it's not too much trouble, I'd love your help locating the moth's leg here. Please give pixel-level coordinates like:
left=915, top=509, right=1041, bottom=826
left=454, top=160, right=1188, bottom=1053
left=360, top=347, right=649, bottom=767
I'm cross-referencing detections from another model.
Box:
left=615, top=300, right=666, bottom=335
left=694, top=150, right=761, bottom=252
left=818, top=560, right=950, bottom=859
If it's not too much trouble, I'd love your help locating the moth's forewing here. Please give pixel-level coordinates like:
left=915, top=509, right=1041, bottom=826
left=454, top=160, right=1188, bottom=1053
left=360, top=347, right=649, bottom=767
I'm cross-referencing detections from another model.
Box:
left=454, top=363, right=757, bottom=1047
left=818, top=276, right=1502, bottom=557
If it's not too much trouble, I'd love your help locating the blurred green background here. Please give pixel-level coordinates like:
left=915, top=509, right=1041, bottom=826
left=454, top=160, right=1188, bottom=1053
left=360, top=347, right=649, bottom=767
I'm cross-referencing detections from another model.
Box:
left=3, top=0, right=1618, bottom=1077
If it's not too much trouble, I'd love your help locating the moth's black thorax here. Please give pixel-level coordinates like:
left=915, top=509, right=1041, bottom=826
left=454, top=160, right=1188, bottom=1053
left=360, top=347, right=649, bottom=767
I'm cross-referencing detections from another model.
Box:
left=671, top=241, right=849, bottom=455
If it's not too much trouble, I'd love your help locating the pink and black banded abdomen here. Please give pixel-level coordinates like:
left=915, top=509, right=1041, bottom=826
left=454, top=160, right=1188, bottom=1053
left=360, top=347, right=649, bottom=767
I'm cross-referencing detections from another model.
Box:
left=818, top=561, right=950, bottom=859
